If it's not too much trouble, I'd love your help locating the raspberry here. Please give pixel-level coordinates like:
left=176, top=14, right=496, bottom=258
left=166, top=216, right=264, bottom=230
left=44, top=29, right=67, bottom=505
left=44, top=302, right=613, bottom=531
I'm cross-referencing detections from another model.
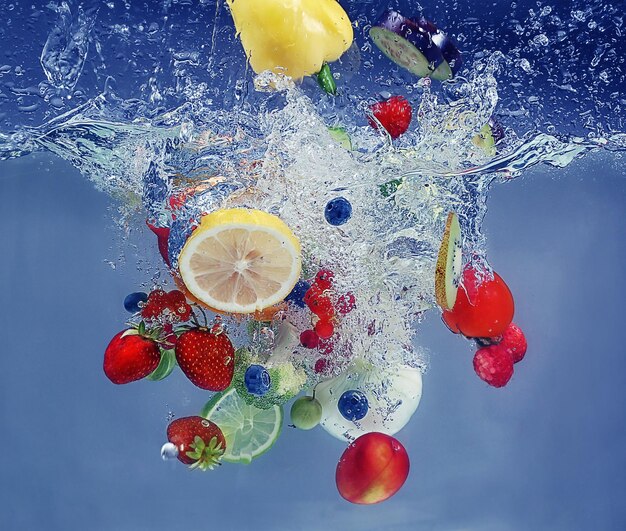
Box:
left=314, top=358, right=331, bottom=375
left=336, top=292, right=356, bottom=315
left=309, top=295, right=334, bottom=319
left=141, top=289, right=168, bottom=319
left=318, top=338, right=334, bottom=356
left=473, top=346, right=514, bottom=388
left=499, top=323, right=527, bottom=364
left=300, top=330, right=319, bottom=349
left=368, top=96, right=412, bottom=139
left=314, top=269, right=334, bottom=291
left=315, top=319, right=334, bottom=339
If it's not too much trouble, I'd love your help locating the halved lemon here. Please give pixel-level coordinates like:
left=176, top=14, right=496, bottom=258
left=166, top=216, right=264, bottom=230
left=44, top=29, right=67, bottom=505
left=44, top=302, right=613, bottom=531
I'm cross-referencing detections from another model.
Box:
left=178, top=208, right=301, bottom=314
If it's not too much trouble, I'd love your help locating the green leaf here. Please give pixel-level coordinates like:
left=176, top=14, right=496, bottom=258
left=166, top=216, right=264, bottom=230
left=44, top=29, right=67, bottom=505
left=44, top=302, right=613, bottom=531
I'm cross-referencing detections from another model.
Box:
left=317, top=63, right=337, bottom=96
left=138, top=321, right=146, bottom=336
left=146, top=349, right=177, bottom=381
left=379, top=179, right=403, bottom=198
left=328, top=126, right=352, bottom=150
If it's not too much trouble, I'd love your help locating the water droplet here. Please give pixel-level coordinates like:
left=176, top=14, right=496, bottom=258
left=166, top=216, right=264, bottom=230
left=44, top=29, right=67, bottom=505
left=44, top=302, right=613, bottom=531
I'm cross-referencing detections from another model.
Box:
left=161, top=443, right=178, bottom=461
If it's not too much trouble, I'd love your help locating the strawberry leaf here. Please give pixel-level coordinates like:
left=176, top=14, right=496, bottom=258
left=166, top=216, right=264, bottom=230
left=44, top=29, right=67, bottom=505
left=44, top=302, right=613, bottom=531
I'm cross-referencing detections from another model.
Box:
left=146, top=349, right=177, bottom=381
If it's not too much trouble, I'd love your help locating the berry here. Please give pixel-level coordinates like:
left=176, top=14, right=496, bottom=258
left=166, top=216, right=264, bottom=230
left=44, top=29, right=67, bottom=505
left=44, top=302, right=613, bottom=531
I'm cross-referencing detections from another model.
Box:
left=309, top=295, right=334, bottom=319
left=300, top=329, right=319, bottom=349
left=165, top=289, right=192, bottom=321
left=314, top=358, right=331, bottom=374
left=123, top=292, right=148, bottom=313
left=368, top=95, right=412, bottom=139
left=336, top=292, right=356, bottom=315
left=175, top=328, right=235, bottom=391
left=317, top=337, right=334, bottom=355
left=290, top=396, right=323, bottom=430
left=473, top=346, right=514, bottom=388
left=499, top=323, right=527, bottom=363
left=166, top=416, right=225, bottom=470
left=314, top=269, right=335, bottom=291
left=285, top=280, right=311, bottom=308
left=141, top=288, right=192, bottom=323
left=244, top=364, right=272, bottom=396
left=141, top=288, right=168, bottom=320
left=325, top=197, right=352, bottom=226
left=315, top=319, right=334, bottom=339
left=103, top=330, right=161, bottom=384
left=304, top=285, right=324, bottom=306
left=338, top=390, right=369, bottom=421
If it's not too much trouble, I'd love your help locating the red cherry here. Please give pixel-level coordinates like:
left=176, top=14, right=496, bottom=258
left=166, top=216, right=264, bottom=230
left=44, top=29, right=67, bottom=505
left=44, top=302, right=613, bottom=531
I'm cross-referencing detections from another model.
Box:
left=315, top=319, right=334, bottom=339
left=442, top=266, right=514, bottom=338
left=300, top=330, right=319, bottom=349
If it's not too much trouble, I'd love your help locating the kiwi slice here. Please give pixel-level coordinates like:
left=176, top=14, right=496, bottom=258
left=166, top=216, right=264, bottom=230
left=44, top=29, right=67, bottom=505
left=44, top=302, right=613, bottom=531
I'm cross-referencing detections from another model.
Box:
left=435, top=212, right=463, bottom=309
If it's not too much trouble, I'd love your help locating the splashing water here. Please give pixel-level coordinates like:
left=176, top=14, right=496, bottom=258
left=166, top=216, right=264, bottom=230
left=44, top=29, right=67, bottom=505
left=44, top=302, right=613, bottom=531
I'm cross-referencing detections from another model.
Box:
left=0, top=0, right=624, bottom=435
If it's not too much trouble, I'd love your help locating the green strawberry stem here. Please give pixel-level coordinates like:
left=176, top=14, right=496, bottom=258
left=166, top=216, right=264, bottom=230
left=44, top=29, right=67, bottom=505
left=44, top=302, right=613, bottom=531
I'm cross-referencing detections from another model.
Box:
left=317, top=63, right=337, bottom=96
left=186, top=436, right=224, bottom=471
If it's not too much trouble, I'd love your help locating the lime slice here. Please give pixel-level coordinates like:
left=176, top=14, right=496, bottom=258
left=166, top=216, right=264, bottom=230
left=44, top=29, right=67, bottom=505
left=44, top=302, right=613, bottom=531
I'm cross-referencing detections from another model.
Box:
left=178, top=208, right=302, bottom=314
left=201, top=387, right=283, bottom=464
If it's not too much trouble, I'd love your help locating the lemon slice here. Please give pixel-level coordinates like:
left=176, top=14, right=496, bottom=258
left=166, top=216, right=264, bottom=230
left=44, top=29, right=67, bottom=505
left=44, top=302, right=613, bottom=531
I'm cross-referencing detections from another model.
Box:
left=201, top=387, right=283, bottom=464
left=178, top=208, right=301, bottom=314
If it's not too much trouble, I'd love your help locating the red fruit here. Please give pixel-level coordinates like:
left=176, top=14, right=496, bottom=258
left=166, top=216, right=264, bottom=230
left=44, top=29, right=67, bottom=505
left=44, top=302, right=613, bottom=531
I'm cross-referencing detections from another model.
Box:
left=300, top=329, right=319, bottom=349
left=146, top=221, right=171, bottom=267
left=368, top=96, right=412, bottom=139
left=318, top=337, right=334, bottom=355
left=336, top=292, right=356, bottom=315
left=175, top=328, right=235, bottom=391
left=142, top=289, right=192, bottom=323
left=165, top=289, right=193, bottom=321
left=314, top=358, right=332, bottom=374
left=315, top=319, right=334, bottom=339
left=499, top=323, right=527, bottom=363
left=303, top=285, right=324, bottom=307
left=103, top=330, right=161, bottom=384
left=141, top=289, right=168, bottom=320
left=336, top=432, right=410, bottom=505
left=309, top=295, right=334, bottom=319
left=314, top=269, right=335, bottom=291
left=166, top=416, right=225, bottom=470
left=442, top=266, right=514, bottom=338
left=473, top=346, right=514, bottom=388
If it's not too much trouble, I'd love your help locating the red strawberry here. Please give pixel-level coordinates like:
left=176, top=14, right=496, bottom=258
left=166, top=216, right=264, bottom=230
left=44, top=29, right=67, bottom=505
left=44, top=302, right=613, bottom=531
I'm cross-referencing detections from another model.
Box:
left=103, top=329, right=161, bottom=384
left=473, top=345, right=514, bottom=388
left=175, top=328, right=235, bottom=391
left=166, top=416, right=225, bottom=470
left=368, top=96, right=412, bottom=139
left=499, top=323, right=527, bottom=363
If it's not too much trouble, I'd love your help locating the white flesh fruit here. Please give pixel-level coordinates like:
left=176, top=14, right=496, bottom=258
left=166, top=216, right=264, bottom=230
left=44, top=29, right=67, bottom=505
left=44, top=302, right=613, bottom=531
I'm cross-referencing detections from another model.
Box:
left=435, top=211, right=462, bottom=310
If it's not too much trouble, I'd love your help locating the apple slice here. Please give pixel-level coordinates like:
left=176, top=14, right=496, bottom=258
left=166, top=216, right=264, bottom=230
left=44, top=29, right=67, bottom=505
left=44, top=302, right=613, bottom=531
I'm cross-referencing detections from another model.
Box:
left=435, top=211, right=462, bottom=309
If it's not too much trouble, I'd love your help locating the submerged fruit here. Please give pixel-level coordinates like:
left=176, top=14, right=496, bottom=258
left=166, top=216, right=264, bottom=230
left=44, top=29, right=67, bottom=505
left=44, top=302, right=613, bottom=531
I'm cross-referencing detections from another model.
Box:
left=368, top=95, right=413, bottom=139
left=290, top=396, right=323, bottom=430
left=336, top=432, right=410, bottom=504
left=103, top=330, right=161, bottom=385
left=434, top=211, right=463, bottom=310
left=177, top=208, right=302, bottom=314
left=473, top=345, right=514, bottom=387
left=442, top=266, right=514, bottom=338
left=338, top=390, right=369, bottom=421
left=166, top=416, right=225, bottom=470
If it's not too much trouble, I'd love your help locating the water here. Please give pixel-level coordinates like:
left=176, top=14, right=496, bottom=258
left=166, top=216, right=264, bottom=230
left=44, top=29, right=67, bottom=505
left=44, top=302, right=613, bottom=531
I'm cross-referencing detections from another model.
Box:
left=0, top=0, right=625, bottom=529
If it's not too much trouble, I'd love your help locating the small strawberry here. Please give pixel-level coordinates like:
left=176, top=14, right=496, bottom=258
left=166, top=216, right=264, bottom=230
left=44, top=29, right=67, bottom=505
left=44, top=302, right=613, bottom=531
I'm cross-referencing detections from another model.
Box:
left=473, top=345, right=514, bottom=388
left=368, top=96, right=412, bottom=139
left=166, top=416, right=225, bottom=470
left=499, top=323, right=527, bottom=364
left=175, top=327, right=235, bottom=391
left=103, top=329, right=161, bottom=384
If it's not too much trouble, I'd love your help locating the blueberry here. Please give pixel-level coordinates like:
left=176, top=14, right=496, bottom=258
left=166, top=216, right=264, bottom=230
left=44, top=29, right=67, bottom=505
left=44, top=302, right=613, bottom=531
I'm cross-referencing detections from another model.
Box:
left=285, top=280, right=311, bottom=308
left=338, top=390, right=369, bottom=421
left=324, top=197, right=352, bottom=226
left=124, top=292, right=148, bottom=313
left=244, top=365, right=272, bottom=396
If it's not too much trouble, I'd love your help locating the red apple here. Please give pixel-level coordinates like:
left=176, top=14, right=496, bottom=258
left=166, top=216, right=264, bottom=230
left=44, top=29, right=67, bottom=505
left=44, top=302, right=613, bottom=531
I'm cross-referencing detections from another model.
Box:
left=442, top=266, right=514, bottom=338
left=335, top=432, right=410, bottom=504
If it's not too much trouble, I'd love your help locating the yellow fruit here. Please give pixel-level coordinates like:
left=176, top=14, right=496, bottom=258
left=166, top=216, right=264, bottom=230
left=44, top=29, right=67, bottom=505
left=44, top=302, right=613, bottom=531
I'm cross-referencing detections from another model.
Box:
left=226, top=0, right=353, bottom=80
left=178, top=208, right=301, bottom=314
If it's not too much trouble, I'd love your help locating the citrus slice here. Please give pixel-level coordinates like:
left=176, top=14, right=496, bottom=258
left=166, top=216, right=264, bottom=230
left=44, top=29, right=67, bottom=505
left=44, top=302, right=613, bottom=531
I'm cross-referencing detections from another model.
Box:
left=178, top=208, right=301, bottom=314
left=201, top=387, right=283, bottom=464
